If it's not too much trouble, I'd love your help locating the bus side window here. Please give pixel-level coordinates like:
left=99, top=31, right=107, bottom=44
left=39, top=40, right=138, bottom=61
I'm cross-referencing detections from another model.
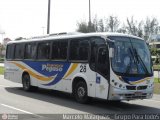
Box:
left=51, top=40, right=68, bottom=60
left=6, top=44, right=15, bottom=60
left=52, top=41, right=59, bottom=59
left=14, top=44, right=24, bottom=60
left=97, top=47, right=109, bottom=77
left=37, top=42, right=50, bottom=60
left=90, top=37, right=105, bottom=71
left=69, top=39, right=89, bottom=61
left=59, top=40, right=68, bottom=60
left=69, top=40, right=79, bottom=60
left=24, top=43, right=36, bottom=59
left=79, top=40, right=89, bottom=61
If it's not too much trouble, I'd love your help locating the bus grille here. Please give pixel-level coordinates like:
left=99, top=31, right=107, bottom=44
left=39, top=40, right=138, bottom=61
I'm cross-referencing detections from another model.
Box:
left=126, top=85, right=147, bottom=90
left=137, top=86, right=147, bottom=90
left=126, top=86, right=136, bottom=90
left=124, top=93, right=147, bottom=99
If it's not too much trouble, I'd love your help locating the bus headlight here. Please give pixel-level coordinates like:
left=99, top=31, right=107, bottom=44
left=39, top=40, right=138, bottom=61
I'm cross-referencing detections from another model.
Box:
left=146, top=80, right=150, bottom=84
left=114, top=82, right=118, bottom=86
left=119, top=84, right=122, bottom=88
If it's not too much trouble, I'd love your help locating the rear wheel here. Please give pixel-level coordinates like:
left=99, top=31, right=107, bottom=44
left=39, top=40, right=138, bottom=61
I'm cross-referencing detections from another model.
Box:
left=74, top=81, right=89, bottom=104
left=22, top=74, right=35, bottom=91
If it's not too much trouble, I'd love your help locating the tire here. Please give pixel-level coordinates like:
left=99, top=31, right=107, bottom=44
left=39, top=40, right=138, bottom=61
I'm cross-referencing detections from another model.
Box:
left=74, top=81, right=89, bottom=104
left=109, top=100, right=121, bottom=104
left=22, top=74, right=33, bottom=91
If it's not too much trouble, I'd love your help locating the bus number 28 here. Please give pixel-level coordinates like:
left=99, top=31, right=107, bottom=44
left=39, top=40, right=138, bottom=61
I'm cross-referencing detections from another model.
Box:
left=80, top=65, right=86, bottom=73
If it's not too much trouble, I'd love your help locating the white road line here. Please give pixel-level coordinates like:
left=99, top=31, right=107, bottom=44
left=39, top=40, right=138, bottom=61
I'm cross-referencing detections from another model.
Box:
left=0, top=103, right=44, bottom=118
left=0, top=85, right=10, bottom=87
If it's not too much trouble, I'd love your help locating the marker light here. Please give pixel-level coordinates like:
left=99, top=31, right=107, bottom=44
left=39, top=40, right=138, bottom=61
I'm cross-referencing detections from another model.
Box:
left=119, top=84, right=122, bottom=88
left=114, top=82, right=117, bottom=86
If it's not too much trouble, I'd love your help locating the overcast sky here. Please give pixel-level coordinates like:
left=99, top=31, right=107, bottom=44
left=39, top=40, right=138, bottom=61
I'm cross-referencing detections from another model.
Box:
left=0, top=0, right=160, bottom=42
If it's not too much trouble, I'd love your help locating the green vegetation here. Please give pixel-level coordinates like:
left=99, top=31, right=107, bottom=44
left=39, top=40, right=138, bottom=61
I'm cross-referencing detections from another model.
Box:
left=0, top=58, right=4, bottom=63
left=154, top=78, right=160, bottom=83
left=0, top=66, right=4, bottom=75
left=77, top=16, right=159, bottom=41
left=154, top=78, right=160, bottom=94
left=154, top=83, right=160, bottom=94
left=153, top=65, right=160, bottom=71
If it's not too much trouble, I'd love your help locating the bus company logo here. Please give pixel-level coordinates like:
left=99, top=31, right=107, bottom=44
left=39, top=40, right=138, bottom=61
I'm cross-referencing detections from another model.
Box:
left=2, top=113, right=8, bottom=120
left=42, top=64, right=63, bottom=72
left=1, top=114, right=18, bottom=120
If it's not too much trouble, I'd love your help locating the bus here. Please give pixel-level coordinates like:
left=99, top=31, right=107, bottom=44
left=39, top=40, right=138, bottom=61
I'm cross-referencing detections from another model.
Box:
left=4, top=32, right=153, bottom=103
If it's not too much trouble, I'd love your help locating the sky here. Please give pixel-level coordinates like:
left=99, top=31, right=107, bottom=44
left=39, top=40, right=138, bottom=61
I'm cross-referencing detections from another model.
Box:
left=0, top=0, right=160, bottom=42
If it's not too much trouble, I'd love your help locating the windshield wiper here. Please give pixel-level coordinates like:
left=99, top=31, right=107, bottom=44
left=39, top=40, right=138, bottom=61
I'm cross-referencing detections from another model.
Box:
left=125, top=48, right=138, bottom=73
left=129, top=38, right=149, bottom=75
left=133, top=48, right=149, bottom=74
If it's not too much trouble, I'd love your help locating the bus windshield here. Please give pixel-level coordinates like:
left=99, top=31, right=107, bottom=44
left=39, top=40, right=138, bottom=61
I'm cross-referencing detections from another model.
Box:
left=108, top=36, right=152, bottom=76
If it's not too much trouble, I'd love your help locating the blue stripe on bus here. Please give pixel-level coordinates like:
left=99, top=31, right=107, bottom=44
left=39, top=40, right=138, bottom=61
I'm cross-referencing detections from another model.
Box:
left=23, top=61, right=71, bottom=86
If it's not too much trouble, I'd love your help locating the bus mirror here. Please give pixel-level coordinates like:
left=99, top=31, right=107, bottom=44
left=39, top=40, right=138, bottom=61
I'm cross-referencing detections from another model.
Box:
left=109, top=48, right=114, bottom=58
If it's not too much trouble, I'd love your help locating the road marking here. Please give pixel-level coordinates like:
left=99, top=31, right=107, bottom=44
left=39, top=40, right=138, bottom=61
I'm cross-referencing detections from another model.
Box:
left=0, top=103, right=44, bottom=118
left=0, top=85, right=10, bottom=87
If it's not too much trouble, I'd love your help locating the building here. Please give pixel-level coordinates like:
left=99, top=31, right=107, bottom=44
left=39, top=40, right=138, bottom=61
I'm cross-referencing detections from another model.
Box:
left=3, top=38, right=12, bottom=46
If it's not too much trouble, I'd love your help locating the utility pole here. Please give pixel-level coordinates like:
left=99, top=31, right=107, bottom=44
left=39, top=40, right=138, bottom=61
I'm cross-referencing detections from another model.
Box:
left=47, top=0, right=51, bottom=34
left=88, top=0, right=91, bottom=32
left=89, top=0, right=91, bottom=24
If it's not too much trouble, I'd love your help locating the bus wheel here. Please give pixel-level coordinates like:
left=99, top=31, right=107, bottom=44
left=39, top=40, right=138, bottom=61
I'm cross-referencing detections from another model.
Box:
left=22, top=74, right=32, bottom=91
left=74, top=81, right=89, bottom=104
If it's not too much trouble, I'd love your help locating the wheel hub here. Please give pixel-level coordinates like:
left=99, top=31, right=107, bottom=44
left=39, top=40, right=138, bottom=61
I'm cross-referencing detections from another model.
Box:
left=77, top=87, right=85, bottom=97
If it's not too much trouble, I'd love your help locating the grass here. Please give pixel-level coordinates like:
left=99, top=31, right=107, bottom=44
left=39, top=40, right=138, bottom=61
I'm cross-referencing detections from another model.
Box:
left=0, top=66, right=4, bottom=75
left=153, top=65, right=160, bottom=94
left=154, top=78, right=160, bottom=83
left=154, top=78, right=160, bottom=94
left=154, top=83, right=160, bottom=94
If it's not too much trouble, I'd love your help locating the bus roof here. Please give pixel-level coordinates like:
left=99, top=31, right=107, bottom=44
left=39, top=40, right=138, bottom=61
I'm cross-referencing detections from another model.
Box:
left=7, top=32, right=144, bottom=44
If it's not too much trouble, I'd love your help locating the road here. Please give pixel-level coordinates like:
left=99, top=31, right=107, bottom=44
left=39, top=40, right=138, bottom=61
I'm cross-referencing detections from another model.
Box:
left=0, top=75, right=160, bottom=120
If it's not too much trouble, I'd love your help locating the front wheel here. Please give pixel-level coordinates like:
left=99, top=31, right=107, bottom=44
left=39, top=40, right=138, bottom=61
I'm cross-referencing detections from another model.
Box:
left=74, top=81, right=89, bottom=104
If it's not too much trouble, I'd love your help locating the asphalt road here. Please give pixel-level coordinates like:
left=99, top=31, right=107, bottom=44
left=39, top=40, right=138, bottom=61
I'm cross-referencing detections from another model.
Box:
left=0, top=75, right=160, bottom=120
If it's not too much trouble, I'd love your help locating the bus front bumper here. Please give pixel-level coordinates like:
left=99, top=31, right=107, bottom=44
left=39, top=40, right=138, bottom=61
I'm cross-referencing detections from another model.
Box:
left=108, top=86, right=153, bottom=101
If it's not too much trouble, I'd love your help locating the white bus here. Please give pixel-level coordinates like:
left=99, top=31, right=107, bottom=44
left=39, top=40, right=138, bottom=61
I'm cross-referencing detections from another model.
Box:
left=4, top=32, right=153, bottom=103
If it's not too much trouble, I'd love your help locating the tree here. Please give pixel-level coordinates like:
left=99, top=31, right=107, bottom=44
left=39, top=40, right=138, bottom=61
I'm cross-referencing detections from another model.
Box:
left=137, top=21, right=143, bottom=38
left=117, top=23, right=127, bottom=33
left=77, top=21, right=89, bottom=33
left=106, top=16, right=120, bottom=32
left=77, top=18, right=98, bottom=33
left=98, top=19, right=105, bottom=32
left=92, top=16, right=99, bottom=32
left=125, top=17, right=144, bottom=38
left=88, top=22, right=97, bottom=32
left=15, top=37, right=25, bottom=41
left=144, top=17, right=159, bottom=40
left=126, top=17, right=137, bottom=36
left=76, top=15, right=160, bottom=40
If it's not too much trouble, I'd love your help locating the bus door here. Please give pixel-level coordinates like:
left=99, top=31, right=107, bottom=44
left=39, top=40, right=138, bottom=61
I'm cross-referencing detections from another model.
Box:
left=95, top=46, right=109, bottom=99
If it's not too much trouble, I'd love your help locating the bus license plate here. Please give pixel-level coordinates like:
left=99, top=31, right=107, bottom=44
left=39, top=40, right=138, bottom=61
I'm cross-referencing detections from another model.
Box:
left=135, top=92, right=142, bottom=96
